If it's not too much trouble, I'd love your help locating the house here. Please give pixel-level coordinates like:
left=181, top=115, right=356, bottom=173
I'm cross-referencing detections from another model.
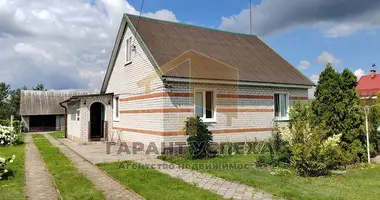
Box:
left=61, top=14, right=313, bottom=150
left=20, top=90, right=88, bottom=132
left=357, top=66, right=379, bottom=98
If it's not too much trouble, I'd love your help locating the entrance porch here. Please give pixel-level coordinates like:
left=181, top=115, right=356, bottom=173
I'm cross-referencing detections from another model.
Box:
left=61, top=93, right=113, bottom=143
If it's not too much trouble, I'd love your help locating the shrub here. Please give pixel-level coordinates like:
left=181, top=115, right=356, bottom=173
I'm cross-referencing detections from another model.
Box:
left=267, top=127, right=292, bottom=166
left=0, top=125, right=19, bottom=146
left=184, top=116, right=217, bottom=159
left=0, top=155, right=16, bottom=180
left=288, top=102, right=346, bottom=176
left=255, top=152, right=273, bottom=167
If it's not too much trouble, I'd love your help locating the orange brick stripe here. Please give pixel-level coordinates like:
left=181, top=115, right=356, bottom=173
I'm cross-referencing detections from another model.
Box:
left=217, top=94, right=273, bottom=99
left=113, top=127, right=184, bottom=136
left=113, top=127, right=274, bottom=136
left=120, top=108, right=194, bottom=114
left=120, top=92, right=193, bottom=102
left=290, top=96, right=308, bottom=100
left=216, top=108, right=274, bottom=112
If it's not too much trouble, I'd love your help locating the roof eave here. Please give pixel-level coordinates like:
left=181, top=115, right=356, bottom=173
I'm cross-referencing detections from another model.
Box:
left=163, top=77, right=313, bottom=89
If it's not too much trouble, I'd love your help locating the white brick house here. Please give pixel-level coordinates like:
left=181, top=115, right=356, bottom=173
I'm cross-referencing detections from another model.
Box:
left=63, top=14, right=313, bottom=149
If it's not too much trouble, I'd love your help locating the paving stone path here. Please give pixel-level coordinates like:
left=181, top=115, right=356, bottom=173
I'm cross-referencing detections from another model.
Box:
left=25, top=134, right=60, bottom=200
left=43, top=134, right=143, bottom=200
left=57, top=138, right=277, bottom=200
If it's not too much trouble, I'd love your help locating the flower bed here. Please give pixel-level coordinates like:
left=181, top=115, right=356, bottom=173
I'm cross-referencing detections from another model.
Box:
left=0, top=125, right=19, bottom=146
left=0, top=155, right=16, bottom=180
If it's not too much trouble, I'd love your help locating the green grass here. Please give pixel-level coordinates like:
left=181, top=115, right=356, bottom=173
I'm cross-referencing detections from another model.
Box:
left=165, top=155, right=380, bottom=200
left=0, top=133, right=25, bottom=200
left=97, top=161, right=224, bottom=200
left=32, top=134, right=106, bottom=200
left=49, top=131, right=65, bottom=139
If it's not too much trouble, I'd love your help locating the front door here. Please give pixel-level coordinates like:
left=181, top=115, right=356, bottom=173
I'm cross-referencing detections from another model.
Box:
left=90, top=102, right=104, bottom=140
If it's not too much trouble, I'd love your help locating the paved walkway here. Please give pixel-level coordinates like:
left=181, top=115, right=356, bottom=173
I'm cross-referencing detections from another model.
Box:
left=57, top=138, right=277, bottom=200
left=43, top=134, right=143, bottom=200
left=25, top=134, right=60, bottom=200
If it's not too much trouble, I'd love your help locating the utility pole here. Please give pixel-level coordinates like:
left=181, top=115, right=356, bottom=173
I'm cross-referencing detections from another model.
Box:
left=250, top=0, right=252, bottom=34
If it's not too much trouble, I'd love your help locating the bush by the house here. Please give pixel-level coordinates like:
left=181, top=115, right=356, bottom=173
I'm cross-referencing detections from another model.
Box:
left=184, top=116, right=217, bottom=159
left=0, top=155, right=16, bottom=180
left=0, top=125, right=19, bottom=146
left=288, top=102, right=347, bottom=176
left=255, top=126, right=291, bottom=168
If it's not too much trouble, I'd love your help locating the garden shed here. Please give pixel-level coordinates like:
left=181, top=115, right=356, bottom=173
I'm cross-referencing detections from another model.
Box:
left=20, top=90, right=88, bottom=132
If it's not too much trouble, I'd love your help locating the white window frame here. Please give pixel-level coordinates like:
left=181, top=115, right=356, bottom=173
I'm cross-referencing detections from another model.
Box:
left=273, top=92, right=289, bottom=121
left=125, top=36, right=132, bottom=64
left=76, top=102, right=80, bottom=121
left=113, top=96, right=120, bottom=122
left=194, top=90, right=216, bottom=123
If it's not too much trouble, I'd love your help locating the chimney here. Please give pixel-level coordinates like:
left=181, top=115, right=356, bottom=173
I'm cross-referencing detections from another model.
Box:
left=370, top=63, right=377, bottom=78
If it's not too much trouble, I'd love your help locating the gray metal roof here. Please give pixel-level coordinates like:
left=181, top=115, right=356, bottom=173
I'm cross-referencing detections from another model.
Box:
left=20, top=90, right=90, bottom=116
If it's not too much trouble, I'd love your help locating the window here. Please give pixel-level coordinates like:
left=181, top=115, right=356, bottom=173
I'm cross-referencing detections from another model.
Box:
left=195, top=91, right=215, bottom=121
left=76, top=103, right=80, bottom=121
left=125, top=37, right=132, bottom=63
left=274, top=93, right=289, bottom=120
left=114, top=96, right=120, bottom=121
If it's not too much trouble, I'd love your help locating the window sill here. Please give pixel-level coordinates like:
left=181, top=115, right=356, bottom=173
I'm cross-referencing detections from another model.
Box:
left=274, top=117, right=290, bottom=122
left=113, top=118, right=120, bottom=122
left=124, top=61, right=132, bottom=66
left=201, top=118, right=217, bottom=123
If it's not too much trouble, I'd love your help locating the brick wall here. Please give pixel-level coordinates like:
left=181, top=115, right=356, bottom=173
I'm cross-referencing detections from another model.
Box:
left=103, top=22, right=309, bottom=147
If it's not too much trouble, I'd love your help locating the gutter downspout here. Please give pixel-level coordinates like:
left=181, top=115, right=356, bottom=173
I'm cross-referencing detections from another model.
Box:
left=59, top=99, right=70, bottom=138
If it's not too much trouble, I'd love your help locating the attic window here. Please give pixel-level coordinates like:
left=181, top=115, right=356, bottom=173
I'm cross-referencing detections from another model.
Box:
left=125, top=37, right=132, bottom=64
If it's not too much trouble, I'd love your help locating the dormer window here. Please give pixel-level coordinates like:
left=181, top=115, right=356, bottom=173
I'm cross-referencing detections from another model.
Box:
left=125, top=37, right=132, bottom=64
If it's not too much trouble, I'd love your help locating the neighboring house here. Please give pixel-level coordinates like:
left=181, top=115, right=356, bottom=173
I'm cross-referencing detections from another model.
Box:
left=20, top=90, right=88, bottom=132
left=61, top=14, right=313, bottom=149
left=357, top=67, right=379, bottom=98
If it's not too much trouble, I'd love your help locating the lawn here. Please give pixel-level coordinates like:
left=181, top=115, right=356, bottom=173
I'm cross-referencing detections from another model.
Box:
left=97, top=161, right=224, bottom=200
left=49, top=131, right=65, bottom=139
left=32, top=134, right=106, bottom=200
left=164, top=154, right=380, bottom=200
left=0, top=133, right=25, bottom=200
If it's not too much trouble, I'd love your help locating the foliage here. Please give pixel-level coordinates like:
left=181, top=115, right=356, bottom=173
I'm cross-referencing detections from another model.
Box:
left=255, top=152, right=273, bottom=167
left=0, top=82, right=44, bottom=121
left=311, top=64, right=365, bottom=162
left=0, top=133, right=25, bottom=199
left=0, top=125, right=19, bottom=146
left=0, top=155, right=16, bottom=180
left=367, top=94, right=380, bottom=156
left=0, top=120, right=22, bottom=133
left=32, top=84, right=47, bottom=91
left=184, top=116, right=216, bottom=159
left=289, top=102, right=346, bottom=176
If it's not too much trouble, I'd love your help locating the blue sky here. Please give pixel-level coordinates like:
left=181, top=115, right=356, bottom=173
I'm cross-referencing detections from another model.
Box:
left=1, top=0, right=379, bottom=93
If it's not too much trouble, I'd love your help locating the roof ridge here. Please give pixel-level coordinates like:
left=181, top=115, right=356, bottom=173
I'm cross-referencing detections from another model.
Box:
left=125, top=13, right=258, bottom=38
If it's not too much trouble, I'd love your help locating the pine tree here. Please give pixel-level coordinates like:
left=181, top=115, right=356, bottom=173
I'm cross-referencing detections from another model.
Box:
left=311, top=63, right=343, bottom=138
left=340, top=69, right=365, bottom=155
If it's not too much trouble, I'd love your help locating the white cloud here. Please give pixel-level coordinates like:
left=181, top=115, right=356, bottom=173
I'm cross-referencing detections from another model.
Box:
left=308, top=74, right=320, bottom=99
left=298, top=60, right=311, bottom=70
left=0, top=0, right=178, bottom=90
left=354, top=68, right=365, bottom=79
left=310, top=74, right=320, bottom=84
left=316, top=51, right=341, bottom=65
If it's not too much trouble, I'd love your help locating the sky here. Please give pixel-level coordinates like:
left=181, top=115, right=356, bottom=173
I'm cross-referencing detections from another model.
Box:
left=1, top=0, right=379, bottom=97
